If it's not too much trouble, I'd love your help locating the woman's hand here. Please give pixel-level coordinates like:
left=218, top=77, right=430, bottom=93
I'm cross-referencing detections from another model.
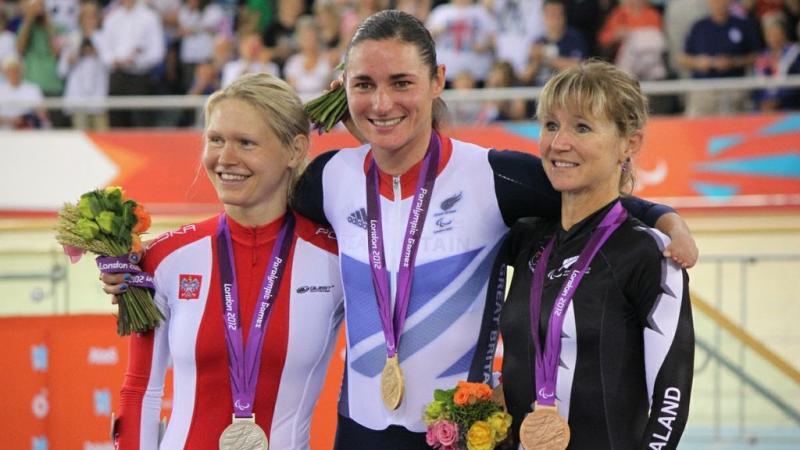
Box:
left=99, top=252, right=144, bottom=305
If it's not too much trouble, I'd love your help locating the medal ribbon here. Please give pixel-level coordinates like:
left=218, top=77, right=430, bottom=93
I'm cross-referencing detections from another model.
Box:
left=216, top=212, right=295, bottom=418
left=529, top=201, right=626, bottom=407
left=366, top=132, right=441, bottom=358
left=96, top=256, right=155, bottom=289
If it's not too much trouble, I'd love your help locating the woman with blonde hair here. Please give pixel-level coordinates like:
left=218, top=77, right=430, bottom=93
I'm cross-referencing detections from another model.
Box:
left=499, top=60, right=693, bottom=450
left=103, top=73, right=343, bottom=450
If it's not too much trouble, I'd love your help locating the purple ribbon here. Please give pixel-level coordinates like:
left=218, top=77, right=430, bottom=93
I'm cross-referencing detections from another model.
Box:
left=366, top=132, right=441, bottom=358
left=216, top=212, right=295, bottom=418
left=96, top=256, right=155, bottom=289
left=529, top=201, right=627, bottom=407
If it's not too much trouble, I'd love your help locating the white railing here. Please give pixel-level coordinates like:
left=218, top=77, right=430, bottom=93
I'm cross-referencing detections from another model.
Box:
left=1, top=75, right=799, bottom=112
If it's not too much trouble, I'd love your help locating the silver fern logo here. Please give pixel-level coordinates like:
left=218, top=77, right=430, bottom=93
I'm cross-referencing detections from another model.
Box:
left=440, top=192, right=463, bottom=211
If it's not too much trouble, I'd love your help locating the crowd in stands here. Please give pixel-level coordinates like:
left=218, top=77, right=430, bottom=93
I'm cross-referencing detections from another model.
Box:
left=0, top=0, right=798, bottom=129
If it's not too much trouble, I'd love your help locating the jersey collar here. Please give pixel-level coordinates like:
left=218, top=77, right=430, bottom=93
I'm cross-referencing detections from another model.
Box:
left=362, top=130, right=453, bottom=200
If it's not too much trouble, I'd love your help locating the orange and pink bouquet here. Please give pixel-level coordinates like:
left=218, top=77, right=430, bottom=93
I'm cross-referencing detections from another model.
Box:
left=55, top=186, right=163, bottom=335
left=423, top=381, right=512, bottom=450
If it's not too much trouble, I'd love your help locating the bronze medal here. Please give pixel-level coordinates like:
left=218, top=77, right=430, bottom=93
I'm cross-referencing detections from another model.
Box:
left=219, top=415, right=268, bottom=450
left=520, top=404, right=570, bottom=450
left=380, top=355, right=404, bottom=410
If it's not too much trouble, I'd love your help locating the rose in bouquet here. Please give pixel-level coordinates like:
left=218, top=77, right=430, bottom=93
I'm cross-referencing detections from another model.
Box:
left=55, top=186, right=164, bottom=336
left=424, top=381, right=512, bottom=450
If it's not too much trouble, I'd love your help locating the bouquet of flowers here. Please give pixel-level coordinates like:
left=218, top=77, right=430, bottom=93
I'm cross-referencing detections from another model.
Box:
left=55, top=186, right=164, bottom=336
left=304, top=62, right=348, bottom=133
left=423, top=381, right=512, bottom=450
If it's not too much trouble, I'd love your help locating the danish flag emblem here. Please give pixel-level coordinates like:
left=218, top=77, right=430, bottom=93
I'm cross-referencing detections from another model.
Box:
left=178, top=274, right=202, bottom=300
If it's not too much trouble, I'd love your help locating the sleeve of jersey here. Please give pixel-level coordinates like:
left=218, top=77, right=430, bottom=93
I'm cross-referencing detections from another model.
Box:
left=116, top=286, right=172, bottom=450
left=629, top=240, right=694, bottom=450
left=488, top=149, right=561, bottom=226
left=291, top=150, right=339, bottom=226
left=620, top=196, right=676, bottom=229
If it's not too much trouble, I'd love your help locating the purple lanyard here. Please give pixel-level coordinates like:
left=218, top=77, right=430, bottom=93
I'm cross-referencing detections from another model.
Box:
left=215, top=212, right=295, bottom=418
left=529, top=201, right=626, bottom=406
left=366, top=132, right=441, bottom=358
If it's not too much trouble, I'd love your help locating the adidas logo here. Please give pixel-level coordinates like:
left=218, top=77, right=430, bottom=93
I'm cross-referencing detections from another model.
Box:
left=347, top=208, right=368, bottom=230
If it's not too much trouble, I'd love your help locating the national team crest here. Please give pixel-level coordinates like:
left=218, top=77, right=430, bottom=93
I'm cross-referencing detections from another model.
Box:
left=178, top=274, right=202, bottom=300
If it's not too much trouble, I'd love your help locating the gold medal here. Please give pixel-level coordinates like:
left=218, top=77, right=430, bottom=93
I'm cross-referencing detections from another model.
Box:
left=380, top=355, right=404, bottom=410
left=520, top=403, right=570, bottom=450
left=219, top=414, right=268, bottom=450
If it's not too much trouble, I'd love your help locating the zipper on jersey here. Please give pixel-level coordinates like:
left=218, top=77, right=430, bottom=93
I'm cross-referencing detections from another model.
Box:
left=388, top=175, right=402, bottom=308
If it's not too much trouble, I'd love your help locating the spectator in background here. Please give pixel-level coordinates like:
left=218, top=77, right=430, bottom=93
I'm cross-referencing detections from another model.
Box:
left=679, top=0, right=761, bottom=115
left=0, top=11, right=18, bottom=82
left=598, top=0, right=667, bottom=83
left=284, top=15, right=333, bottom=102
left=100, top=0, right=165, bottom=127
left=599, top=0, right=668, bottom=81
left=449, top=70, right=484, bottom=124
left=521, top=0, right=586, bottom=87
left=314, top=1, right=342, bottom=53
left=262, top=0, right=305, bottom=74
left=396, top=0, right=433, bottom=22
left=178, top=0, right=227, bottom=92
left=561, top=0, right=609, bottom=55
left=480, top=60, right=527, bottom=121
left=488, top=0, right=545, bottom=79
left=44, top=0, right=80, bottom=36
left=147, top=0, right=181, bottom=98
left=427, top=0, right=497, bottom=86
left=754, top=12, right=800, bottom=109
left=221, top=31, right=277, bottom=87
left=664, top=0, right=708, bottom=77
left=187, top=58, right=219, bottom=95
left=58, top=1, right=107, bottom=130
left=339, top=0, right=389, bottom=47
left=239, top=0, right=273, bottom=34
left=0, top=55, right=48, bottom=129
left=16, top=0, right=63, bottom=97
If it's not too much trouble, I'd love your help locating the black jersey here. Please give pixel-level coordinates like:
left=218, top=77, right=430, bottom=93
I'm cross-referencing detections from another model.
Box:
left=499, top=200, right=694, bottom=450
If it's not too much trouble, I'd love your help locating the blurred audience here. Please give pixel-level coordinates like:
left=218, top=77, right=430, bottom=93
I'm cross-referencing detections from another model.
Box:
left=599, top=0, right=668, bottom=81
left=521, top=0, right=586, bottom=86
left=284, top=15, right=333, bottom=102
left=480, top=60, right=527, bottom=122
left=679, top=0, right=762, bottom=115
left=16, top=0, right=63, bottom=97
left=489, top=0, right=545, bottom=79
left=449, top=71, right=484, bottom=124
left=0, top=55, right=48, bottom=129
left=221, top=31, right=277, bottom=87
left=100, top=0, right=165, bottom=127
left=1, top=0, right=797, bottom=128
left=0, top=10, right=17, bottom=82
left=262, top=0, right=306, bottom=74
left=753, top=12, right=800, bottom=109
left=664, top=0, right=708, bottom=77
left=58, top=1, right=107, bottom=130
left=427, top=0, right=496, bottom=85
left=178, top=0, right=227, bottom=92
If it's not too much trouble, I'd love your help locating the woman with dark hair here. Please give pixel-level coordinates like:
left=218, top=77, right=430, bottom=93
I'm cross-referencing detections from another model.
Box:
left=292, top=10, right=697, bottom=449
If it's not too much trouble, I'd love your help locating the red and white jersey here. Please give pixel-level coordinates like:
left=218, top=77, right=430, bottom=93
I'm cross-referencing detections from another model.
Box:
left=116, top=211, right=343, bottom=450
